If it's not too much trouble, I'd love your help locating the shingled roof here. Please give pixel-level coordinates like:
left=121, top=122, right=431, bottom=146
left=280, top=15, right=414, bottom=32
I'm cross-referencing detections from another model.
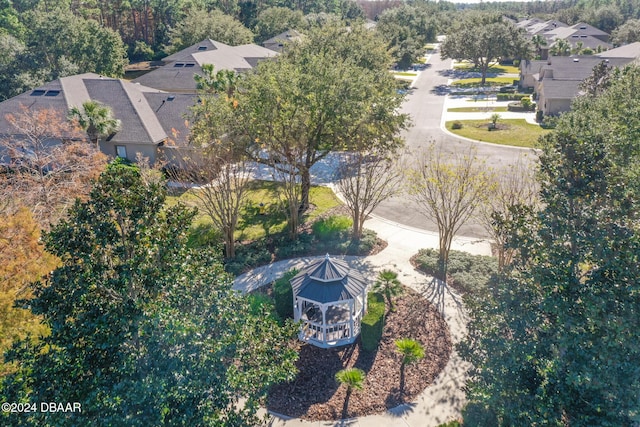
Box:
left=290, top=255, right=368, bottom=304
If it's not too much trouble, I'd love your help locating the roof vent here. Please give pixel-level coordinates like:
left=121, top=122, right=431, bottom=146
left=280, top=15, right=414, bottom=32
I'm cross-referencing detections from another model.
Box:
left=579, top=26, right=587, bottom=30
left=197, top=46, right=207, bottom=51
left=167, top=95, right=175, bottom=101
left=573, top=58, right=580, bottom=62
left=174, top=63, right=184, bottom=67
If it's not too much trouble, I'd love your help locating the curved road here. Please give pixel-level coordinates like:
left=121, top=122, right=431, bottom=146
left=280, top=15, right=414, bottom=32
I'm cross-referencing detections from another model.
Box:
left=372, top=51, right=537, bottom=238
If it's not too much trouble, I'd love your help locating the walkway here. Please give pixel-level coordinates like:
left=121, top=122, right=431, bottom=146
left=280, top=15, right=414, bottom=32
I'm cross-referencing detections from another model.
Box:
left=234, top=216, right=492, bottom=427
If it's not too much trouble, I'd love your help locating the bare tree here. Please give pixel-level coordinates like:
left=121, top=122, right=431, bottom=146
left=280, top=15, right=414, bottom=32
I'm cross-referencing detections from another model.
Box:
left=0, top=105, right=107, bottom=227
left=407, top=145, right=493, bottom=282
left=336, top=150, right=402, bottom=240
left=477, top=157, right=539, bottom=270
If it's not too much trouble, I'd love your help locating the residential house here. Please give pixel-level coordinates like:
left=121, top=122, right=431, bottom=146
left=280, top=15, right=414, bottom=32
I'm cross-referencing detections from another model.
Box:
left=263, top=30, right=303, bottom=52
left=518, top=19, right=611, bottom=59
left=0, top=40, right=279, bottom=168
left=519, top=42, right=640, bottom=115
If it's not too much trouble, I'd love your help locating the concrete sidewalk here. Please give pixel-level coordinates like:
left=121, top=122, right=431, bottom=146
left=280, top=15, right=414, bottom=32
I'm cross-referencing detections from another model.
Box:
left=233, top=215, right=491, bottom=427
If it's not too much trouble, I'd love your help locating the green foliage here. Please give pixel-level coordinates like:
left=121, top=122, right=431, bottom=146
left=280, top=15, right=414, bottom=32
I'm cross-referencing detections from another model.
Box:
left=445, top=118, right=550, bottom=148
left=335, top=368, right=365, bottom=390
left=312, top=215, right=352, bottom=241
left=167, top=8, right=254, bottom=52
left=496, top=92, right=530, bottom=101
left=373, top=269, right=403, bottom=312
left=273, top=269, right=298, bottom=320
left=520, top=96, right=531, bottom=108
left=460, top=64, right=640, bottom=426
left=361, top=292, right=385, bottom=352
left=413, top=248, right=498, bottom=295
left=254, top=7, right=306, bottom=43
left=451, top=120, right=463, bottom=130
left=395, top=338, right=425, bottom=365
left=0, top=163, right=298, bottom=425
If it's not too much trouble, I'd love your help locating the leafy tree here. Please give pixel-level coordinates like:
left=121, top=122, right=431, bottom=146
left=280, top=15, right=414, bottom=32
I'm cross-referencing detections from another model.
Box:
left=167, top=8, right=254, bottom=51
left=0, top=208, right=57, bottom=375
left=372, top=269, right=403, bottom=313
left=440, top=12, right=529, bottom=85
left=68, top=100, right=121, bottom=149
left=549, top=38, right=571, bottom=56
left=611, top=18, right=640, bottom=45
left=460, top=64, right=640, bottom=426
left=254, top=6, right=305, bottom=43
left=230, top=22, right=407, bottom=235
left=394, top=338, right=425, bottom=397
left=407, top=145, right=492, bottom=282
left=376, top=5, right=438, bottom=69
left=0, top=161, right=298, bottom=426
left=0, top=106, right=107, bottom=227
left=583, top=5, right=623, bottom=34
left=531, top=34, right=547, bottom=59
left=194, top=63, right=241, bottom=98
left=335, top=368, right=365, bottom=419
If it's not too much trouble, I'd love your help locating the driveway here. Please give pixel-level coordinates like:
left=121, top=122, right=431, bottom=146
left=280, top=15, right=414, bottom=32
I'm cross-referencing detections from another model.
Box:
left=372, top=52, right=538, bottom=239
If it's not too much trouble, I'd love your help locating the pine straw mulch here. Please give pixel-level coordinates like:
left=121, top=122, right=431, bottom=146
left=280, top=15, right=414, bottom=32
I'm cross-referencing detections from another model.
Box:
left=267, top=287, right=452, bottom=421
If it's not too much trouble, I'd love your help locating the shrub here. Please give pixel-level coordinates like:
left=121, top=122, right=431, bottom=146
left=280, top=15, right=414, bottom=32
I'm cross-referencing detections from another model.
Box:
left=413, top=249, right=498, bottom=294
left=451, top=121, right=463, bottom=130
left=513, top=59, right=520, bottom=67
left=361, top=292, right=385, bottom=352
left=521, top=97, right=532, bottom=109
left=247, top=292, right=277, bottom=320
left=536, top=110, right=544, bottom=122
left=225, top=241, right=272, bottom=275
left=312, top=215, right=352, bottom=241
left=496, top=93, right=529, bottom=101
left=273, top=269, right=298, bottom=320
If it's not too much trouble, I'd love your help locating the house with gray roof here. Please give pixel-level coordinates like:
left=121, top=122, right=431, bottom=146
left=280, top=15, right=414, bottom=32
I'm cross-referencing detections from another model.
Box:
left=263, top=30, right=302, bottom=52
left=0, top=39, right=280, bottom=168
left=133, top=39, right=278, bottom=93
left=520, top=47, right=638, bottom=115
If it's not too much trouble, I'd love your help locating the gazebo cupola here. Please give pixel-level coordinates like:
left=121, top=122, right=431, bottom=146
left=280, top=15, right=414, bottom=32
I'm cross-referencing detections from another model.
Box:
left=290, top=254, right=368, bottom=348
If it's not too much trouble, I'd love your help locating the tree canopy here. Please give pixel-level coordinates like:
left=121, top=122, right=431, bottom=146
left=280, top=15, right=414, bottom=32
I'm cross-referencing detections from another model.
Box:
left=0, top=160, right=298, bottom=426
left=460, top=64, right=640, bottom=426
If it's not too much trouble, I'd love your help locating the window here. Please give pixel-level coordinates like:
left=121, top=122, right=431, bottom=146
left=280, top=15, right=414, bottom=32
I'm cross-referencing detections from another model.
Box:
left=116, top=145, right=127, bottom=158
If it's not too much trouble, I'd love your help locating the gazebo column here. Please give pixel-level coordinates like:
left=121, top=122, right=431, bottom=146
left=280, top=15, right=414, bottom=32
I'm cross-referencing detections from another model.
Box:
left=349, top=300, right=354, bottom=339
left=321, top=303, right=327, bottom=345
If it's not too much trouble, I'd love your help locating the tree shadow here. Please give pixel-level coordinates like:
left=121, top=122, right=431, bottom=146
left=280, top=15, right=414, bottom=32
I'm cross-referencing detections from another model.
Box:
left=411, top=275, right=464, bottom=318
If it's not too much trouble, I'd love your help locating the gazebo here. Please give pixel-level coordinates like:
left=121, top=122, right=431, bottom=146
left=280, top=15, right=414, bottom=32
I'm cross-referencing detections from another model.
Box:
left=290, top=254, right=368, bottom=348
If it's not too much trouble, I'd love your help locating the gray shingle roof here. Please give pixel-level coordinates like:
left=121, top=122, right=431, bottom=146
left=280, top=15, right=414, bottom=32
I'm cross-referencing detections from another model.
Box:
left=144, top=92, right=197, bottom=146
left=597, top=42, right=640, bottom=59
left=291, top=256, right=368, bottom=304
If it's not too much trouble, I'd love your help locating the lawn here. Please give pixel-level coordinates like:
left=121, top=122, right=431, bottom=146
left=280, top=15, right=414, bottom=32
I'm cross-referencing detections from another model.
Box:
left=447, top=106, right=508, bottom=113
left=166, top=180, right=342, bottom=242
left=452, top=63, right=520, bottom=74
left=451, top=77, right=518, bottom=87
left=445, top=119, right=550, bottom=148
left=393, top=71, right=417, bottom=77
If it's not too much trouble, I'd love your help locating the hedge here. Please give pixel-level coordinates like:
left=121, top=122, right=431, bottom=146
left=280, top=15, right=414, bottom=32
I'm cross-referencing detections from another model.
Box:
left=273, top=269, right=298, bottom=320
left=361, top=292, right=385, bottom=352
left=496, top=93, right=530, bottom=101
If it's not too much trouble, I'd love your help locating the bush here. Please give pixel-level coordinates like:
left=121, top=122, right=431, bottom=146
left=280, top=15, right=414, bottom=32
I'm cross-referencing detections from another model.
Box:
left=312, top=215, right=352, bottom=241
left=536, top=110, right=544, bottom=122
left=247, top=292, right=277, bottom=319
left=361, top=292, right=385, bottom=352
left=187, top=222, right=222, bottom=249
left=521, top=97, right=532, bottom=109
left=451, top=121, right=463, bottom=130
left=273, top=269, right=298, bottom=320
left=225, top=241, right=272, bottom=275
left=496, top=92, right=530, bottom=101
left=412, top=249, right=498, bottom=295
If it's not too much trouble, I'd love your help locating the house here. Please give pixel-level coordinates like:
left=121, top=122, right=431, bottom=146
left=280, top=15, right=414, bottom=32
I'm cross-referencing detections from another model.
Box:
left=0, top=40, right=279, bottom=168
left=263, top=30, right=302, bottom=52
left=518, top=19, right=611, bottom=59
left=132, top=39, right=278, bottom=93
left=520, top=43, right=640, bottom=115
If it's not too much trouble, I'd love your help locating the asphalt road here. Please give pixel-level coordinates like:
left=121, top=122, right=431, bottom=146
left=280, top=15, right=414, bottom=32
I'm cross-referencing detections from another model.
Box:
left=372, top=52, right=538, bottom=238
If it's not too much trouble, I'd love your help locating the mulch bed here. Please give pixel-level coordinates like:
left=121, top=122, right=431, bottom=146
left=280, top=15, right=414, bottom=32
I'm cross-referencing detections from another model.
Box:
left=267, top=287, right=452, bottom=420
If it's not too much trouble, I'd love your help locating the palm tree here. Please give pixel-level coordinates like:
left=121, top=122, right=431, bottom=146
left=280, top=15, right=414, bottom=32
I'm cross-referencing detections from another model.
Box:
left=335, top=368, right=365, bottom=419
left=531, top=34, right=547, bottom=59
left=194, top=64, right=241, bottom=99
left=68, top=101, right=121, bottom=149
left=395, top=338, right=425, bottom=398
left=550, top=39, right=570, bottom=56
left=373, top=269, right=403, bottom=312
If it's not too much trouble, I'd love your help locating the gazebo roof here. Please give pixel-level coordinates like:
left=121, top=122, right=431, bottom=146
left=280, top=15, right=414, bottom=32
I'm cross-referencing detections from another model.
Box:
left=291, top=255, right=367, bottom=304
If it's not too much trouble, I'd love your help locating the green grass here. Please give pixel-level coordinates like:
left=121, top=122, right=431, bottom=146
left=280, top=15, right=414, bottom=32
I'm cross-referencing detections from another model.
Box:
left=451, top=77, right=518, bottom=88
left=447, top=106, right=508, bottom=113
left=425, top=43, right=438, bottom=50
left=452, top=63, right=520, bottom=74
left=445, top=119, right=550, bottom=148
left=393, top=71, right=417, bottom=77
left=167, top=180, right=342, bottom=242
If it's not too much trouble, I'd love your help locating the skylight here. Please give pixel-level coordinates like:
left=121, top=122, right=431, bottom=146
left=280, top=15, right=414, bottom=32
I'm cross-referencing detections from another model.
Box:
left=44, top=90, right=60, bottom=96
left=174, top=63, right=184, bottom=67
left=184, top=63, right=195, bottom=68
left=167, top=95, right=175, bottom=101
left=197, top=46, right=207, bottom=51
left=31, top=90, right=46, bottom=96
